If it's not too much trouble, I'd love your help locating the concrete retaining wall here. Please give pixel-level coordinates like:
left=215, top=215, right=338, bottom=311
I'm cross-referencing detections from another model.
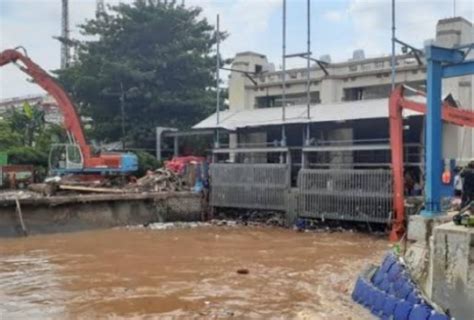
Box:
left=405, top=216, right=474, bottom=318
left=0, top=192, right=202, bottom=237
left=431, top=222, right=474, bottom=319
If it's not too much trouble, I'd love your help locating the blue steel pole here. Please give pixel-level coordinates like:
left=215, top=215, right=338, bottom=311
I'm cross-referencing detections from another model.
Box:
left=423, top=57, right=443, bottom=217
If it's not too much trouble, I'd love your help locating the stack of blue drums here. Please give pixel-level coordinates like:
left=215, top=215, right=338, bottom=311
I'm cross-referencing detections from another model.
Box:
left=352, top=252, right=450, bottom=320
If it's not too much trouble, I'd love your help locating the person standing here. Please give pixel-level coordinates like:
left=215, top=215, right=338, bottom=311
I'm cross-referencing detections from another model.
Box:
left=461, top=161, right=474, bottom=207
left=454, top=167, right=463, bottom=198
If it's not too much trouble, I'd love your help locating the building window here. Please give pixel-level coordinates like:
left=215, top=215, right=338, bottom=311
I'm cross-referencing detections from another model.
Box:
left=344, top=87, right=364, bottom=101
left=289, top=72, right=297, bottom=79
left=374, top=61, right=384, bottom=68
left=361, top=63, right=371, bottom=71
left=349, top=65, right=358, bottom=72
left=390, top=59, right=399, bottom=67
left=255, top=64, right=262, bottom=74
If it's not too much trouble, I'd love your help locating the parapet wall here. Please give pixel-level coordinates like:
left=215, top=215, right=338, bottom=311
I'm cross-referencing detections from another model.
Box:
left=0, top=192, right=202, bottom=237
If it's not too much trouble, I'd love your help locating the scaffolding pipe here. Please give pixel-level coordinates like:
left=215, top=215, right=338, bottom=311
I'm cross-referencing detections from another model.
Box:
left=306, top=0, right=311, bottom=120
left=305, top=0, right=311, bottom=145
left=215, top=14, right=220, bottom=148
left=391, top=0, right=396, bottom=90
left=281, top=0, right=287, bottom=146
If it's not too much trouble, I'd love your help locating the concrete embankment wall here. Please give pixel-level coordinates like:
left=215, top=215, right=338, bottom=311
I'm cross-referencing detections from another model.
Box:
left=0, top=192, right=202, bottom=237
left=405, top=216, right=474, bottom=319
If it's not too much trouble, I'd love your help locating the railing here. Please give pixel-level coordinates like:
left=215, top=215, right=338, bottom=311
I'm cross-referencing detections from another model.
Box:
left=298, top=169, right=392, bottom=223
left=210, top=163, right=290, bottom=211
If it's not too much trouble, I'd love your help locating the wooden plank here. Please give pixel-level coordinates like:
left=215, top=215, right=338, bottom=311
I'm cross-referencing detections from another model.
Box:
left=15, top=198, right=28, bottom=236
left=59, top=185, right=125, bottom=194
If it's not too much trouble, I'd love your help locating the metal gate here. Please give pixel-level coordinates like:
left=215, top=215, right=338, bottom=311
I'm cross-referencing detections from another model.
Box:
left=210, top=163, right=290, bottom=211
left=298, top=169, right=392, bottom=223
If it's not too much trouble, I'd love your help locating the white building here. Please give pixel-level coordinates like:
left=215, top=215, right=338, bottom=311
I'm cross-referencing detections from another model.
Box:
left=194, top=17, right=474, bottom=166
left=0, top=94, right=63, bottom=125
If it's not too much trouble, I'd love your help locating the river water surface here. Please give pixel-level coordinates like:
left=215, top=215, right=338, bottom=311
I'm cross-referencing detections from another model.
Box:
left=0, top=226, right=388, bottom=319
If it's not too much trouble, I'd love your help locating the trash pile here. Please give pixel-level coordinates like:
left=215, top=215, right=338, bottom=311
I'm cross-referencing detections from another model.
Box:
left=127, top=168, right=187, bottom=192
left=214, top=209, right=287, bottom=227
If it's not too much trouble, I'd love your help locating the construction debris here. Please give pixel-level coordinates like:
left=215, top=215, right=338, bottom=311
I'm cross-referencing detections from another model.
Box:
left=24, top=167, right=192, bottom=197
left=28, top=183, right=58, bottom=197
left=127, top=168, right=187, bottom=192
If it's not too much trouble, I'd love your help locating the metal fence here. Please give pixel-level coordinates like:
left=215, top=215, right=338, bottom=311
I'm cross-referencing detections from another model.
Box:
left=298, top=169, right=392, bottom=223
left=210, top=163, right=290, bottom=211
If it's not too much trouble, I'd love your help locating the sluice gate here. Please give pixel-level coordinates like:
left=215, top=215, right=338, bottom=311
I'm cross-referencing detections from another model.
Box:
left=298, top=169, right=393, bottom=223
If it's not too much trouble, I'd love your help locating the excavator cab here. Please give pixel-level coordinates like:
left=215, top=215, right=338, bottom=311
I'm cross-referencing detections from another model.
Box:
left=49, top=144, right=84, bottom=174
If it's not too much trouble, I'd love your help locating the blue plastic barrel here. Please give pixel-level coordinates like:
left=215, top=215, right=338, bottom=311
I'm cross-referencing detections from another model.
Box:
left=406, top=289, right=422, bottom=305
left=429, top=312, right=450, bottom=320
left=388, top=262, right=404, bottom=282
left=372, top=290, right=386, bottom=315
left=382, top=295, right=399, bottom=316
left=364, top=285, right=377, bottom=308
left=381, top=253, right=397, bottom=273
left=372, top=268, right=386, bottom=286
left=379, top=276, right=391, bottom=293
left=409, top=304, right=433, bottom=320
left=352, top=277, right=364, bottom=302
left=396, top=281, right=415, bottom=300
left=394, top=300, right=413, bottom=320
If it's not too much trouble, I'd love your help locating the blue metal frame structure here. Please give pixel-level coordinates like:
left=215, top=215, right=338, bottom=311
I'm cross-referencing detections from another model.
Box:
left=422, top=44, right=474, bottom=217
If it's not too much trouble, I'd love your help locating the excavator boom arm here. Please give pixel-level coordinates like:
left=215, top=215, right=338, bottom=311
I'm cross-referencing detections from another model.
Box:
left=389, top=85, right=474, bottom=241
left=0, top=49, right=90, bottom=160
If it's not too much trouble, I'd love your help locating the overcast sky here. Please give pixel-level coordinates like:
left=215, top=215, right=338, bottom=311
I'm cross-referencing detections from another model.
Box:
left=0, top=0, right=473, bottom=100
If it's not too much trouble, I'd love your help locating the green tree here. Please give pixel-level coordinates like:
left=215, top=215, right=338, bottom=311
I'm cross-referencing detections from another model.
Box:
left=0, top=105, right=64, bottom=168
left=57, top=0, right=226, bottom=149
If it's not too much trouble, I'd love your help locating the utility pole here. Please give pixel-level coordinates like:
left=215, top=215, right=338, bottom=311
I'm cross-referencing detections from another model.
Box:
left=60, top=0, right=70, bottom=69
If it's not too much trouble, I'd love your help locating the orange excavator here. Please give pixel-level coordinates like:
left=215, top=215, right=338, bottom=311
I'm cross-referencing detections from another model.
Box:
left=0, top=47, right=138, bottom=176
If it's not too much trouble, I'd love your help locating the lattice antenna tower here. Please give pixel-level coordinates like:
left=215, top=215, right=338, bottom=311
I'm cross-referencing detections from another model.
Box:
left=60, top=0, right=70, bottom=69
left=96, top=0, right=106, bottom=18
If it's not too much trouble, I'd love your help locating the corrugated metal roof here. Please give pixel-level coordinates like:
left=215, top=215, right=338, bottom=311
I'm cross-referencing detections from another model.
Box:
left=193, top=98, right=422, bottom=131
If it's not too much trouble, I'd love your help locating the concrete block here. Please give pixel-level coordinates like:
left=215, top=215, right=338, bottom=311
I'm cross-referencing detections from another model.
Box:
left=404, top=242, right=430, bottom=293
left=407, top=215, right=450, bottom=243
left=431, top=222, right=474, bottom=319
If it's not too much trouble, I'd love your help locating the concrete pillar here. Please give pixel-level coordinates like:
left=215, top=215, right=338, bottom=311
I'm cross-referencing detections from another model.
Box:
left=228, top=132, right=238, bottom=163
left=320, top=78, right=342, bottom=104
left=228, top=52, right=271, bottom=112
left=173, top=136, right=179, bottom=157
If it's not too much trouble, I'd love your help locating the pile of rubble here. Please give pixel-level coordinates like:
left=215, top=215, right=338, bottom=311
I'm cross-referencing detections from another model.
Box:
left=127, top=168, right=187, bottom=192
left=23, top=168, right=190, bottom=197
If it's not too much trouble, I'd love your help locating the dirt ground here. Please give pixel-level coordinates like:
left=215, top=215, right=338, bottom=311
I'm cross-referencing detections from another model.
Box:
left=0, top=225, right=388, bottom=319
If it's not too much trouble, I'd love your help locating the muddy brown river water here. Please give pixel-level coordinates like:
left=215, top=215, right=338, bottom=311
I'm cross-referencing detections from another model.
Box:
left=0, top=226, right=388, bottom=319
